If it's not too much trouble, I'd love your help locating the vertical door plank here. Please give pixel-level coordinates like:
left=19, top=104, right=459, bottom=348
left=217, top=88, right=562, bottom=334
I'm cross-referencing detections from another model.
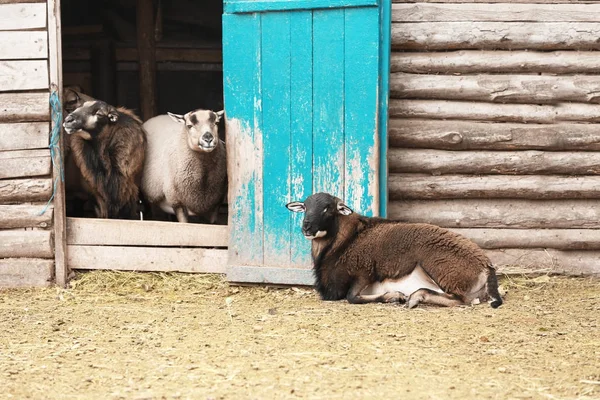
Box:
left=223, top=13, right=264, bottom=267
left=344, top=6, right=380, bottom=216
left=290, top=11, right=313, bottom=268
left=262, top=12, right=292, bottom=267
left=313, top=9, right=345, bottom=199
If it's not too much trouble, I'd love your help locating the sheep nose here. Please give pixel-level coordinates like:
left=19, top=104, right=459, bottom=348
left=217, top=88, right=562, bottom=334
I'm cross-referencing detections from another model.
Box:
left=64, top=114, right=74, bottom=124
left=302, top=221, right=312, bottom=233
left=202, top=132, right=214, bottom=143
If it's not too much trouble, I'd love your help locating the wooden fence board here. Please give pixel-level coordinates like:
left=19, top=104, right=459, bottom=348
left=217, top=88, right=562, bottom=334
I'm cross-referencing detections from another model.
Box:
left=0, top=230, right=53, bottom=258
left=490, top=249, right=600, bottom=276
left=0, top=122, right=49, bottom=151
left=0, top=258, right=53, bottom=287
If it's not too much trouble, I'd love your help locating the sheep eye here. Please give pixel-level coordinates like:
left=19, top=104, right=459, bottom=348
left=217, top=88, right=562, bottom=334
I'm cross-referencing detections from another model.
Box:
left=323, top=207, right=328, bottom=213
left=186, top=125, right=193, bottom=130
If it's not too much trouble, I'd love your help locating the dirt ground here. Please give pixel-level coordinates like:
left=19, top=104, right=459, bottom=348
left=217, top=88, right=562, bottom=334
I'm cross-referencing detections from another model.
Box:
left=0, top=272, right=598, bottom=400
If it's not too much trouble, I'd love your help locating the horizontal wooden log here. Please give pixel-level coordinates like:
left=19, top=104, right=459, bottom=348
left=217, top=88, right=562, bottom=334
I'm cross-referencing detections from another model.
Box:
left=391, top=73, right=600, bottom=104
left=389, top=174, right=600, bottom=199
left=391, top=51, right=600, bottom=74
left=449, top=228, right=600, bottom=251
left=0, top=230, right=53, bottom=258
left=0, top=92, right=50, bottom=122
left=489, top=249, right=600, bottom=276
left=393, top=3, right=600, bottom=22
left=0, top=122, right=48, bottom=151
left=389, top=149, right=600, bottom=175
left=0, top=178, right=52, bottom=203
left=0, top=258, right=53, bottom=288
left=67, top=217, right=228, bottom=247
left=0, top=204, right=53, bottom=229
left=392, top=22, right=600, bottom=50
left=389, top=100, right=600, bottom=123
left=0, top=31, right=47, bottom=60
left=0, top=149, right=51, bottom=179
left=388, top=120, right=600, bottom=151
left=388, top=199, right=600, bottom=229
left=0, top=3, right=46, bottom=30
left=0, top=60, right=48, bottom=91
left=68, top=245, right=227, bottom=274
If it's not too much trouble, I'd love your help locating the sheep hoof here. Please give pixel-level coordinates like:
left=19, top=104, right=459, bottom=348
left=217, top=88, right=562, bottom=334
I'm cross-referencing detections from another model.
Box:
left=383, top=291, right=406, bottom=304
left=407, top=294, right=423, bottom=309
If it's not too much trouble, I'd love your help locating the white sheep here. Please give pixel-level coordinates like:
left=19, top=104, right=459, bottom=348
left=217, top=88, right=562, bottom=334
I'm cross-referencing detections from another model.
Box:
left=141, top=109, right=227, bottom=223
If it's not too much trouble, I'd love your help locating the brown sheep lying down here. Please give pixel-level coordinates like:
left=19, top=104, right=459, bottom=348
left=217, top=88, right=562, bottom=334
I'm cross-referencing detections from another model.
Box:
left=63, top=100, right=146, bottom=219
left=286, top=192, right=503, bottom=309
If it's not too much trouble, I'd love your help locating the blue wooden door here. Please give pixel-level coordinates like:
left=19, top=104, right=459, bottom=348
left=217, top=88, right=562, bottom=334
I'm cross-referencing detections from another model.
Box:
left=223, top=0, right=390, bottom=285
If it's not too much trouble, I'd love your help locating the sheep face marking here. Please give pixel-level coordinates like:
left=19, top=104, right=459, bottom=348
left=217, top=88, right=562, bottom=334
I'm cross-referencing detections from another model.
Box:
left=63, top=100, right=119, bottom=138
left=286, top=192, right=353, bottom=240
left=168, top=109, right=223, bottom=153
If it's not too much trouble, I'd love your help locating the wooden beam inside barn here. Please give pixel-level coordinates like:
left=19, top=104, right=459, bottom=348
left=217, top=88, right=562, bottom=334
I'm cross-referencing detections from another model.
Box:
left=136, top=0, right=157, bottom=120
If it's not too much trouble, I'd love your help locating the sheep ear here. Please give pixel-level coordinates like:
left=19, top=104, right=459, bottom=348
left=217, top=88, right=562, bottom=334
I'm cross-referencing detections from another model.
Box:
left=286, top=201, right=306, bottom=213
left=107, top=108, right=119, bottom=123
left=215, top=110, right=225, bottom=122
left=168, top=112, right=185, bottom=124
left=337, top=202, right=353, bottom=216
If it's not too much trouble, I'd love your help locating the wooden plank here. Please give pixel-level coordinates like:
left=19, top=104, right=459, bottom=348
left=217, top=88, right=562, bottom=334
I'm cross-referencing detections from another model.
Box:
left=222, top=13, right=264, bottom=267
left=0, top=149, right=51, bottom=179
left=289, top=11, right=313, bottom=268
left=0, top=92, right=50, bottom=122
left=391, top=73, right=600, bottom=104
left=344, top=6, right=380, bottom=216
left=64, top=47, right=223, bottom=63
left=0, top=3, right=46, bottom=30
left=0, top=230, right=53, bottom=258
left=388, top=199, right=600, bottom=229
left=0, top=122, right=48, bottom=151
left=227, top=265, right=314, bottom=286
left=0, top=178, right=52, bottom=203
left=388, top=120, right=600, bottom=151
left=0, top=258, right=53, bottom=288
left=389, top=174, right=600, bottom=199
left=0, top=31, right=47, bottom=60
left=450, top=228, right=600, bottom=251
left=392, top=22, right=600, bottom=51
left=389, top=149, right=600, bottom=175
left=225, top=0, right=377, bottom=13
left=262, top=12, right=292, bottom=268
left=389, top=100, right=600, bottom=123
left=490, top=249, right=600, bottom=276
left=0, top=204, right=53, bottom=229
left=313, top=9, right=345, bottom=198
left=66, top=217, right=228, bottom=247
left=380, top=0, right=392, bottom=218
left=393, top=3, right=600, bottom=22
left=68, top=246, right=227, bottom=274
left=391, top=51, right=600, bottom=74
left=136, top=0, right=157, bottom=120
left=0, top=60, right=48, bottom=92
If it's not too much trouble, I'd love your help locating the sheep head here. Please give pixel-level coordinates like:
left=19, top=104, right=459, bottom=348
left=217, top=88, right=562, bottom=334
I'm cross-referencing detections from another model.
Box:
left=168, top=109, right=224, bottom=153
left=286, top=192, right=353, bottom=240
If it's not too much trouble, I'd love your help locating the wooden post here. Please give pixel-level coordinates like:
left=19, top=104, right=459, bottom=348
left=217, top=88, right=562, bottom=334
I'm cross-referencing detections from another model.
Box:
left=91, top=38, right=116, bottom=105
left=136, top=0, right=157, bottom=120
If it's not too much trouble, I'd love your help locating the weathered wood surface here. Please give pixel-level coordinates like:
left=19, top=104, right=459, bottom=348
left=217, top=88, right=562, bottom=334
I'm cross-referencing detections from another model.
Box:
left=388, top=199, right=600, bottom=229
left=489, top=249, right=600, bottom=276
left=0, top=178, right=52, bottom=203
left=0, top=31, right=48, bottom=60
left=0, top=230, right=53, bottom=258
left=0, top=258, right=53, bottom=288
left=137, top=0, right=157, bottom=120
left=391, top=73, right=600, bottom=104
left=68, top=246, right=227, bottom=274
left=449, top=228, right=600, bottom=251
left=392, top=22, right=600, bottom=50
left=0, top=204, right=53, bottom=229
left=391, top=51, right=600, bottom=74
left=0, top=92, right=50, bottom=122
left=389, top=100, right=600, bottom=123
left=66, top=217, right=228, bottom=247
left=0, top=149, right=51, bottom=179
left=389, top=174, right=600, bottom=199
left=388, top=120, right=600, bottom=151
left=389, top=149, right=600, bottom=175
left=0, top=60, right=48, bottom=92
left=0, top=3, right=46, bottom=30
left=393, top=3, right=600, bottom=22
left=0, top=122, right=48, bottom=151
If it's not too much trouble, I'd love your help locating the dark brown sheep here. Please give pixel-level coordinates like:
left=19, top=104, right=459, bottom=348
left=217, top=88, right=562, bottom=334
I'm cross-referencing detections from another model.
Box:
left=286, top=192, right=503, bottom=309
left=63, top=100, right=146, bottom=219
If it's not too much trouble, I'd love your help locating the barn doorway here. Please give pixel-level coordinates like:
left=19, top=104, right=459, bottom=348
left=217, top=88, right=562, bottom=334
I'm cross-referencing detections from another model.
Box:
left=60, top=0, right=228, bottom=273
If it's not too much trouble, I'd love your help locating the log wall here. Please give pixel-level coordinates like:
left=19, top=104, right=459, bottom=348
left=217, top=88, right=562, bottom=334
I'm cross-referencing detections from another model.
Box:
left=390, top=0, right=600, bottom=276
left=0, top=0, right=54, bottom=287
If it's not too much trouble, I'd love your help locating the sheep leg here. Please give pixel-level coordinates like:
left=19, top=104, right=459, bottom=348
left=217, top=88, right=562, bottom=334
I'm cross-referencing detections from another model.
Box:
left=347, top=278, right=407, bottom=305
left=407, top=289, right=465, bottom=309
left=174, top=206, right=189, bottom=223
